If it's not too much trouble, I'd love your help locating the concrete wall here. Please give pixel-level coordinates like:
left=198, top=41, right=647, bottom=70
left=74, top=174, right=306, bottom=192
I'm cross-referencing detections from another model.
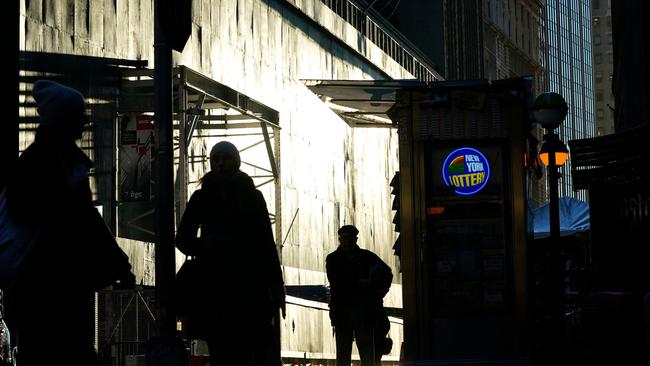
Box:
left=19, top=0, right=411, bottom=360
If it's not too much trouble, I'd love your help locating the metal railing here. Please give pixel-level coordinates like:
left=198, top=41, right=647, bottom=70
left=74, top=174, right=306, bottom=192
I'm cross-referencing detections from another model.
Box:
left=320, top=0, right=442, bottom=82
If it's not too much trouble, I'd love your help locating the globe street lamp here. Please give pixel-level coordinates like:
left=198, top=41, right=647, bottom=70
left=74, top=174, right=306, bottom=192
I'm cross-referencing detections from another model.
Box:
left=534, top=92, right=569, bottom=248
left=539, top=138, right=569, bottom=167
left=533, top=92, right=569, bottom=360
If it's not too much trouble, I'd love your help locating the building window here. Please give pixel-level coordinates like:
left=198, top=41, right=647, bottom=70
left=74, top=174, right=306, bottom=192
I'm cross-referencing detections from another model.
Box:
left=596, top=91, right=603, bottom=101
left=595, top=53, right=602, bottom=64
left=593, top=0, right=600, bottom=9
left=595, top=72, right=603, bottom=83
left=597, top=109, right=604, bottom=119
left=594, top=34, right=601, bottom=45
left=606, top=16, right=611, bottom=27
left=607, top=33, right=612, bottom=44
left=607, top=52, right=613, bottom=63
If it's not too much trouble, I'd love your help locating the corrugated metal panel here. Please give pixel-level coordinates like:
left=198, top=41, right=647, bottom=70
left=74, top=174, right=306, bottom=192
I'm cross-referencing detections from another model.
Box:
left=414, top=95, right=506, bottom=141
left=569, top=122, right=650, bottom=189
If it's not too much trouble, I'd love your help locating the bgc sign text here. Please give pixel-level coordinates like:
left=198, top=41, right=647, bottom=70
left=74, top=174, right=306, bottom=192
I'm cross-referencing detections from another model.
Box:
left=442, top=147, right=490, bottom=195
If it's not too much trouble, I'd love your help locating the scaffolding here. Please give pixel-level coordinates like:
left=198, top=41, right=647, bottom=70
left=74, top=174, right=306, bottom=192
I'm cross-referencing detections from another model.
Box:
left=117, top=66, right=282, bottom=247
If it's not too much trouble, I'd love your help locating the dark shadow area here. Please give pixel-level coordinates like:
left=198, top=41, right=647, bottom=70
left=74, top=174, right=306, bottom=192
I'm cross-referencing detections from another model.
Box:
left=96, top=286, right=157, bottom=366
left=285, top=285, right=330, bottom=303
left=285, top=285, right=403, bottom=319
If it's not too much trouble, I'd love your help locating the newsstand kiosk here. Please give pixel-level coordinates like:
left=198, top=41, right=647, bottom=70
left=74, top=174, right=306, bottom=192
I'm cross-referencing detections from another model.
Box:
left=392, top=78, right=533, bottom=364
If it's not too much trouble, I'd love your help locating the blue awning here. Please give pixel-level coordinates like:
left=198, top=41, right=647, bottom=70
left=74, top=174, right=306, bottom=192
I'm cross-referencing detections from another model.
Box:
left=530, top=197, right=590, bottom=239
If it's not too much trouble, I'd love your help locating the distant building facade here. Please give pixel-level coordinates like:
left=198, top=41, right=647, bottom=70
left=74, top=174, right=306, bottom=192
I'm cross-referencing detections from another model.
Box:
left=544, top=0, right=596, bottom=200
left=371, top=0, right=544, bottom=85
left=611, top=1, right=650, bottom=132
left=482, top=0, right=545, bottom=88
left=591, top=0, right=615, bottom=136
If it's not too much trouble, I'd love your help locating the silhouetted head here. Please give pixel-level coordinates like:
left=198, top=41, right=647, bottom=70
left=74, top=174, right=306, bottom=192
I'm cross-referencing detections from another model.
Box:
left=209, top=141, right=241, bottom=177
left=338, top=225, right=359, bottom=248
left=32, top=80, right=87, bottom=141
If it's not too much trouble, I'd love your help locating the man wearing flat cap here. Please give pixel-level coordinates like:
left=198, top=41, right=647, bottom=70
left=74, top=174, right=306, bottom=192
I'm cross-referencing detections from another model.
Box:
left=326, top=225, right=393, bottom=366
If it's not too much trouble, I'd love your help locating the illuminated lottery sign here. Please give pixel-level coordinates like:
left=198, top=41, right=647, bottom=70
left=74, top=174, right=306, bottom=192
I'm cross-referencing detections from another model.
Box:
left=442, top=147, right=491, bottom=195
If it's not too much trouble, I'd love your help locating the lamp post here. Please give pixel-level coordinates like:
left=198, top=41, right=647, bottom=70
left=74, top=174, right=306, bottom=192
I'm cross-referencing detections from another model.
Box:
left=533, top=92, right=569, bottom=360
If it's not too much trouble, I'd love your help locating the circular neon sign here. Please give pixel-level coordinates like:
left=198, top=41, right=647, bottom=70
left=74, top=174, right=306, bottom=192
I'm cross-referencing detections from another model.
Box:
left=442, top=147, right=491, bottom=195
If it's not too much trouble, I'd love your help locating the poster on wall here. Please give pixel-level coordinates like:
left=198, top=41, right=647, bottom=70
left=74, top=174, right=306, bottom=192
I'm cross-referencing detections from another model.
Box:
left=119, top=114, right=154, bottom=202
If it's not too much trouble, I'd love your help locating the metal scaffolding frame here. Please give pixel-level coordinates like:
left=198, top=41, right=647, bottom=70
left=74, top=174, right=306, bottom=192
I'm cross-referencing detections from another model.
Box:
left=118, top=65, right=282, bottom=247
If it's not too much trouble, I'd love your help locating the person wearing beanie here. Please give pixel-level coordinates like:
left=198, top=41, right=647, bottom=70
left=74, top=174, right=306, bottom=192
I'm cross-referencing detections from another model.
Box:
left=31, top=79, right=88, bottom=141
left=326, top=225, right=393, bottom=366
left=209, top=140, right=241, bottom=174
left=4, top=80, right=135, bottom=365
left=175, top=141, right=285, bottom=366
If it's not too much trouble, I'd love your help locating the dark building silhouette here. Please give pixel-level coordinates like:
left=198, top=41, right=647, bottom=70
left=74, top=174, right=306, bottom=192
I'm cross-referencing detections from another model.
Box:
left=567, top=2, right=650, bottom=363
left=591, top=0, right=615, bottom=136
left=611, top=0, right=650, bottom=132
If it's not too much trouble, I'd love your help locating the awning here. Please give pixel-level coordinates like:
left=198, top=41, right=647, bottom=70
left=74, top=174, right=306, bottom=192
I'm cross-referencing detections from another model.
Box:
left=303, top=79, right=426, bottom=127
left=530, top=197, right=590, bottom=239
left=569, top=122, right=650, bottom=189
left=303, top=79, right=519, bottom=129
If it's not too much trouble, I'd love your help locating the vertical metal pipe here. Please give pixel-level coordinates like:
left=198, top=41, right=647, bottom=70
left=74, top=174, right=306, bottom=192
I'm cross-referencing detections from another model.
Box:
left=111, top=114, right=119, bottom=234
left=178, top=67, right=188, bottom=216
left=3, top=0, right=19, bottom=190
left=154, top=0, right=176, bottom=339
left=273, top=126, right=282, bottom=254
left=548, top=133, right=560, bottom=241
left=547, top=130, right=563, bottom=359
left=136, top=291, right=140, bottom=343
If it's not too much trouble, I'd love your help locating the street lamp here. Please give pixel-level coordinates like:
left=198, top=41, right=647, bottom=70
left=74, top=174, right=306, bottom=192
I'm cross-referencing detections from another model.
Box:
left=539, top=138, right=569, bottom=166
left=533, top=92, right=569, bottom=240
left=533, top=92, right=569, bottom=360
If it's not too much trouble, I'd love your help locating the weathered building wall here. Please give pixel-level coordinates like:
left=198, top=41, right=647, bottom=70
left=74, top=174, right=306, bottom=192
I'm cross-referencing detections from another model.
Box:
left=20, top=0, right=412, bottom=359
left=19, top=0, right=158, bottom=284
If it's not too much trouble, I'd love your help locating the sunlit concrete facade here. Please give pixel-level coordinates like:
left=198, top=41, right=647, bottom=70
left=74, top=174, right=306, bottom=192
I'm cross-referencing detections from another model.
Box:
left=17, top=0, right=437, bottom=360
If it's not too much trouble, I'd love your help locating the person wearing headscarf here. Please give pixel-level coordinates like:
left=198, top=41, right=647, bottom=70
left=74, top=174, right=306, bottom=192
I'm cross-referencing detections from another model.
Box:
left=175, top=141, right=285, bottom=366
left=5, top=80, right=135, bottom=365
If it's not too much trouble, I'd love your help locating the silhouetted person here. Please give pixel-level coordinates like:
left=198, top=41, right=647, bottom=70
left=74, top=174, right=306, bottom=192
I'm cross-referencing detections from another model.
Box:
left=326, top=225, right=393, bottom=366
left=175, top=141, right=285, bottom=366
left=4, top=80, right=135, bottom=365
